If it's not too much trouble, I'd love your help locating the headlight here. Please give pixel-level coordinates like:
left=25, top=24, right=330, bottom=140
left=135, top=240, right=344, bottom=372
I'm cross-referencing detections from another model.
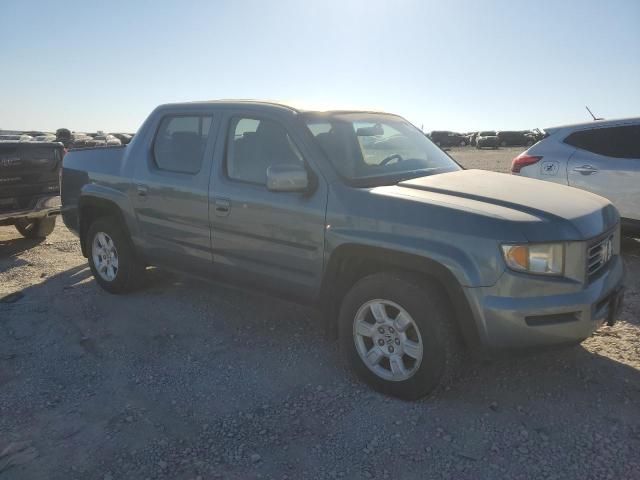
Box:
left=501, top=243, right=564, bottom=275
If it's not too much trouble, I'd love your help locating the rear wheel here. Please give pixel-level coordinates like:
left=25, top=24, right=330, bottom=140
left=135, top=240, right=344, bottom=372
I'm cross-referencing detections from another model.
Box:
left=339, top=272, right=462, bottom=400
left=86, top=217, right=144, bottom=293
left=15, top=217, right=56, bottom=239
left=500, top=141, right=507, bottom=147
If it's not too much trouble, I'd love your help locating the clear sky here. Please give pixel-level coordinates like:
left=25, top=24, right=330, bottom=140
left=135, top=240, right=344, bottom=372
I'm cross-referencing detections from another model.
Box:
left=1, top=0, right=638, bottom=133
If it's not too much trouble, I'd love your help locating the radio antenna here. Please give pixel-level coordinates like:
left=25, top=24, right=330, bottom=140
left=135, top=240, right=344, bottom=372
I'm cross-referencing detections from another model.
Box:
left=585, top=106, right=603, bottom=121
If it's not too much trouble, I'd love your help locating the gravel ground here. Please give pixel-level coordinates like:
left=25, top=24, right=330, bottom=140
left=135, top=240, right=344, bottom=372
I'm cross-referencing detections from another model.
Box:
left=1, top=147, right=639, bottom=479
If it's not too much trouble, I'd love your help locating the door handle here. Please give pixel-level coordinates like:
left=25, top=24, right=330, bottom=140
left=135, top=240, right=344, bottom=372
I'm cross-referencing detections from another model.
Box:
left=214, top=198, right=231, bottom=217
left=136, top=184, right=149, bottom=196
left=573, top=165, right=598, bottom=175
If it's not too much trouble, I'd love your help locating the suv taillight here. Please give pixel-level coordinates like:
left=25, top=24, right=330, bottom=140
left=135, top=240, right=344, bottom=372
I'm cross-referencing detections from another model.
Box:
left=511, top=154, right=542, bottom=174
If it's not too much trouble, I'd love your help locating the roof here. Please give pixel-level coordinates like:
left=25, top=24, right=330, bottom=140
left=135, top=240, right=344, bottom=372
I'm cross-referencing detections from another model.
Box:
left=157, top=99, right=299, bottom=113
left=157, top=99, right=399, bottom=117
left=544, top=116, right=640, bottom=134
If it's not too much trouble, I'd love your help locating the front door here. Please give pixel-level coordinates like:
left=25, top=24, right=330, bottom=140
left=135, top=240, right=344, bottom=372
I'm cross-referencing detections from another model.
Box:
left=567, top=124, right=640, bottom=221
left=131, top=112, right=219, bottom=270
left=209, top=113, right=327, bottom=300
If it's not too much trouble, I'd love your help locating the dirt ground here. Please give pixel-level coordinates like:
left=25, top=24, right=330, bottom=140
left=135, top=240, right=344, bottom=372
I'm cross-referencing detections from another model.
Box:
left=1, top=147, right=639, bottom=480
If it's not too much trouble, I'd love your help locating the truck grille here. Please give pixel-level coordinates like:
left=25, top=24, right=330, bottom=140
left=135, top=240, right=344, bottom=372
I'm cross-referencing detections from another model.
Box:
left=587, top=232, right=615, bottom=278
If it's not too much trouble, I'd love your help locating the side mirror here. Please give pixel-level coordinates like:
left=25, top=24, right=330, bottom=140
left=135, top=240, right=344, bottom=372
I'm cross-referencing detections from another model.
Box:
left=266, top=164, right=309, bottom=192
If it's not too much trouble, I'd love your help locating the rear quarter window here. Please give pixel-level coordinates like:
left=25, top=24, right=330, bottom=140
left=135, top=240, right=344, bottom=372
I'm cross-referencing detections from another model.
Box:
left=564, top=125, right=640, bottom=159
left=153, top=115, right=212, bottom=174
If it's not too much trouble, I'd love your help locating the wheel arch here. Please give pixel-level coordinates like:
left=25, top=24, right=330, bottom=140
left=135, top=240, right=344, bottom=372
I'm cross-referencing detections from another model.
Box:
left=78, top=195, right=132, bottom=258
left=320, top=244, right=481, bottom=347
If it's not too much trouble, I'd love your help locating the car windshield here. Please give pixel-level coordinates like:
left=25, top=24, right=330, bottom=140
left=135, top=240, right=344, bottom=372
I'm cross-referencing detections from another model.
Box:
left=480, top=131, right=496, bottom=136
left=303, top=112, right=461, bottom=187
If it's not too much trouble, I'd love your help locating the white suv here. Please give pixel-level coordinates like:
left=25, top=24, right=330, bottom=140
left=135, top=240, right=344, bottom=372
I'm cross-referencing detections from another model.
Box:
left=511, top=118, right=640, bottom=234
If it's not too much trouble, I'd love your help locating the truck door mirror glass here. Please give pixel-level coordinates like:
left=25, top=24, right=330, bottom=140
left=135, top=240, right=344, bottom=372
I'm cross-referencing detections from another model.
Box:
left=266, top=164, right=309, bottom=192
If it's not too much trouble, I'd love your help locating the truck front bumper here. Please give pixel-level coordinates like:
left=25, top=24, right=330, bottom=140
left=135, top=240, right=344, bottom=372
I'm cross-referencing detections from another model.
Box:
left=0, top=195, right=61, bottom=224
left=464, top=255, right=625, bottom=348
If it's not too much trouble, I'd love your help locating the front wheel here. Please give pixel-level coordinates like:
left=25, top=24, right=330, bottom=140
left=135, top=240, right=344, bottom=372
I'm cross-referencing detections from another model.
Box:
left=86, top=217, right=145, bottom=294
left=15, top=217, right=56, bottom=239
left=339, top=272, right=462, bottom=400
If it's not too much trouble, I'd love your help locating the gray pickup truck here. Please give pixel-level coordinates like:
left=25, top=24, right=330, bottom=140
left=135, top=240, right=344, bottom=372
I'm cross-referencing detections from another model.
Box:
left=61, top=101, right=624, bottom=399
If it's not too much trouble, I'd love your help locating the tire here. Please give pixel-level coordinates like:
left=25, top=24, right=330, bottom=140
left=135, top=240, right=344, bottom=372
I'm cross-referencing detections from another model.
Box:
left=86, top=216, right=145, bottom=294
left=15, top=217, right=56, bottom=239
left=338, top=272, right=462, bottom=400
left=500, top=141, right=507, bottom=147
left=459, top=140, right=467, bottom=147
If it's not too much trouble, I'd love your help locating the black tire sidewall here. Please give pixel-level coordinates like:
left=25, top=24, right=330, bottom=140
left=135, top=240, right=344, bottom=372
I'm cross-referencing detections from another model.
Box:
left=339, top=273, right=453, bottom=400
left=86, top=217, right=139, bottom=294
left=15, top=217, right=56, bottom=239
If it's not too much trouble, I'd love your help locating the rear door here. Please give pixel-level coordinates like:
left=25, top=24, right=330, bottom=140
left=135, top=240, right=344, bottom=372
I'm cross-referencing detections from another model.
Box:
left=209, top=111, right=328, bottom=300
left=566, top=124, right=640, bottom=221
left=131, top=112, right=220, bottom=270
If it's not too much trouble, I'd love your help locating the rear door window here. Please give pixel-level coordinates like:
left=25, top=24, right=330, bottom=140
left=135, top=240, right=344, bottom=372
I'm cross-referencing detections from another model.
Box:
left=153, top=115, right=213, bottom=174
left=564, top=125, right=640, bottom=159
left=226, top=117, right=303, bottom=185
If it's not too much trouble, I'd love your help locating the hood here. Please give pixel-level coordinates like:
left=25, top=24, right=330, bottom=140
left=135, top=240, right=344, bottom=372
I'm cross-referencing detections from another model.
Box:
left=392, top=169, right=618, bottom=241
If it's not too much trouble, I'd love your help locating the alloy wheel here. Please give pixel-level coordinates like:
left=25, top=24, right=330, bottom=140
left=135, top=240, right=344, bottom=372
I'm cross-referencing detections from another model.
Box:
left=92, top=232, right=119, bottom=282
left=353, top=299, right=423, bottom=382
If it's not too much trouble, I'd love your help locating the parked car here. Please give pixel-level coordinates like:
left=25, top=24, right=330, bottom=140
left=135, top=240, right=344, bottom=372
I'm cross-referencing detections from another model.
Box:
left=0, top=134, right=32, bottom=142
left=512, top=117, right=640, bottom=235
left=61, top=101, right=624, bottom=400
left=429, top=131, right=468, bottom=147
left=32, top=134, right=57, bottom=142
left=0, top=140, right=65, bottom=238
left=465, top=132, right=478, bottom=146
left=22, top=131, right=46, bottom=138
left=93, top=135, right=122, bottom=147
left=476, top=131, right=499, bottom=149
left=496, top=130, right=535, bottom=147
left=111, top=133, right=133, bottom=145
left=69, top=132, right=94, bottom=148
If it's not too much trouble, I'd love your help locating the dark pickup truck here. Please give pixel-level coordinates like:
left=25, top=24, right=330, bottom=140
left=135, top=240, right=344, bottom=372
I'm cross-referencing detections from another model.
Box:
left=0, top=141, right=64, bottom=238
left=61, top=101, right=624, bottom=399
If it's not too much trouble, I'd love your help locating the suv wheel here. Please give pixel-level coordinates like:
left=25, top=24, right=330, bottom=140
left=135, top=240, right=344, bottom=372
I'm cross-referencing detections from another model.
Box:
left=339, top=272, right=461, bottom=400
left=500, top=140, right=507, bottom=147
left=87, top=217, right=144, bottom=294
left=459, top=140, right=467, bottom=147
left=15, top=217, right=56, bottom=239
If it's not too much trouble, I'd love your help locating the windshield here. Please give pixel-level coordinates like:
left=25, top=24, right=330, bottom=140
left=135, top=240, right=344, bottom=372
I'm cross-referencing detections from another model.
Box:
left=479, top=131, right=496, bottom=136
left=303, top=113, right=461, bottom=186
